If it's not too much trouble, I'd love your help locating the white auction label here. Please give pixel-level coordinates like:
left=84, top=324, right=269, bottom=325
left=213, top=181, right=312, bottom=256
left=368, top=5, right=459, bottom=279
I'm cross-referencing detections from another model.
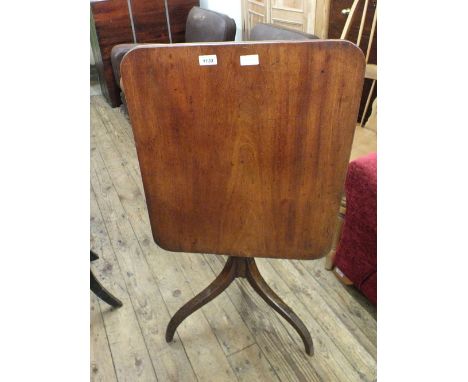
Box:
left=199, top=55, right=218, bottom=66
left=240, top=54, right=259, bottom=66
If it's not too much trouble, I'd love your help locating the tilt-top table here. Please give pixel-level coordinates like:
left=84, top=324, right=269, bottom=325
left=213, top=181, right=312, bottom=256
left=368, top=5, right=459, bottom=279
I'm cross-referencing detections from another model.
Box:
left=121, top=40, right=364, bottom=355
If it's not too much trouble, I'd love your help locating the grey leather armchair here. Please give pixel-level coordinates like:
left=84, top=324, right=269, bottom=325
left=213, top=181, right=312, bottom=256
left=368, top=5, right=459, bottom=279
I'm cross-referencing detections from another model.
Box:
left=111, top=7, right=236, bottom=91
left=249, top=23, right=318, bottom=41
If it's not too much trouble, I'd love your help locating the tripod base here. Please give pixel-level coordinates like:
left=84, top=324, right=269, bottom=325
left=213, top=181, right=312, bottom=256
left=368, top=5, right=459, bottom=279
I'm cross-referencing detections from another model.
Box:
left=166, top=256, right=313, bottom=356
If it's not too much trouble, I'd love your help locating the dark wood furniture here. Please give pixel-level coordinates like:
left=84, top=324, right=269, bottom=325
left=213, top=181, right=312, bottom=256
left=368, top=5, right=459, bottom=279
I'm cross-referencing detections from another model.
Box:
left=121, top=41, right=365, bottom=355
left=109, top=6, right=237, bottom=114
left=90, top=251, right=123, bottom=307
left=90, top=0, right=198, bottom=107
left=166, top=256, right=313, bottom=354
left=328, top=0, right=377, bottom=123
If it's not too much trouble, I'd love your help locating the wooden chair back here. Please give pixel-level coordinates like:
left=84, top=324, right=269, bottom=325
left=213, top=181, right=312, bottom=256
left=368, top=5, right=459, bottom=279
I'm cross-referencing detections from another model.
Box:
left=340, top=0, right=377, bottom=124
left=340, top=0, right=377, bottom=71
left=121, top=41, right=365, bottom=260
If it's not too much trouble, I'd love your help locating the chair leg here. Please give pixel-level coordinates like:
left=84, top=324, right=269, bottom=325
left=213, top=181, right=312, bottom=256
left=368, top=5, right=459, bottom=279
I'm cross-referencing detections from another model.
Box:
left=361, top=79, right=376, bottom=127
left=90, top=270, right=123, bottom=308
left=325, top=250, right=336, bottom=270
left=326, top=208, right=346, bottom=270
left=166, top=256, right=314, bottom=356
left=90, top=250, right=99, bottom=262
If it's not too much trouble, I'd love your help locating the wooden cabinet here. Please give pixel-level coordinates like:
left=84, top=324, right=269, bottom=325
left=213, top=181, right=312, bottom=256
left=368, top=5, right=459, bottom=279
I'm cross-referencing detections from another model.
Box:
left=241, top=0, right=335, bottom=39
left=91, top=0, right=198, bottom=107
left=242, top=0, right=320, bottom=39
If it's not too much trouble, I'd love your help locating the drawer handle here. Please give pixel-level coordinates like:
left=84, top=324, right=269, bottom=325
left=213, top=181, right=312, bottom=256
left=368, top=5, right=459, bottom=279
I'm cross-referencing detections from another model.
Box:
left=341, top=8, right=351, bottom=15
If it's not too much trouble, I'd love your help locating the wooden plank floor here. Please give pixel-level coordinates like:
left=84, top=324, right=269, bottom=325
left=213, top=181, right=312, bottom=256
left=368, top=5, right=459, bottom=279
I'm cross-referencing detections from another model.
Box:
left=90, top=95, right=377, bottom=382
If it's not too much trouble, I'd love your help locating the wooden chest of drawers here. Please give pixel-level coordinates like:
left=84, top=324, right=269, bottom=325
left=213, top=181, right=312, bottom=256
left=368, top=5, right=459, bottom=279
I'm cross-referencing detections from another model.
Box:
left=91, top=0, right=198, bottom=107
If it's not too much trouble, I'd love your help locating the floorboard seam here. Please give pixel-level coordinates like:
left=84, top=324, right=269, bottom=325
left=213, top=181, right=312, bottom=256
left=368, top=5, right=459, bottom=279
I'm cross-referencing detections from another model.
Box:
left=266, top=260, right=375, bottom=379
left=94, top=295, right=120, bottom=382
left=91, top=184, right=158, bottom=381
left=292, top=261, right=377, bottom=358
left=203, top=254, right=295, bottom=382
left=226, top=342, right=257, bottom=358
left=94, top=110, right=203, bottom=381
left=91, top=149, right=160, bottom=382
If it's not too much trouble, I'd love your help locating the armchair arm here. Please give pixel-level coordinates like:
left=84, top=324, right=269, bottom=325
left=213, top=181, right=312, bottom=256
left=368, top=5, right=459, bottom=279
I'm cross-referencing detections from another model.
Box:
left=111, top=44, right=139, bottom=88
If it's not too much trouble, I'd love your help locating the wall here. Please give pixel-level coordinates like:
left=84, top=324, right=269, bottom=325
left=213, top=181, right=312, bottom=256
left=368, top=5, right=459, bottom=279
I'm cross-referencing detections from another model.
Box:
left=199, top=0, right=243, bottom=40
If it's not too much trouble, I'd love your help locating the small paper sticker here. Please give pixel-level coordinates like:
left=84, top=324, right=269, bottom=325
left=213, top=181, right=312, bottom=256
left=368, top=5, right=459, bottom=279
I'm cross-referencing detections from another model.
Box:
left=199, top=55, right=217, bottom=66
left=240, top=54, right=259, bottom=66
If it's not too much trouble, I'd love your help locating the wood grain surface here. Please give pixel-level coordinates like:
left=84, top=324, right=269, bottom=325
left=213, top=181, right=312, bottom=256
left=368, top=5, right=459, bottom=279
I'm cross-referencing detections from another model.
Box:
left=130, top=0, right=170, bottom=43
left=91, top=0, right=135, bottom=106
left=90, top=94, right=377, bottom=381
left=121, top=41, right=365, bottom=260
left=167, top=0, right=199, bottom=43
left=90, top=0, right=197, bottom=107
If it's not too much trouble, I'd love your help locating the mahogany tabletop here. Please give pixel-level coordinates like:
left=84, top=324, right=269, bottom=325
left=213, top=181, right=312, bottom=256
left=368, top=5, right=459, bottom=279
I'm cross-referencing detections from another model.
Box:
left=121, top=40, right=365, bottom=260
